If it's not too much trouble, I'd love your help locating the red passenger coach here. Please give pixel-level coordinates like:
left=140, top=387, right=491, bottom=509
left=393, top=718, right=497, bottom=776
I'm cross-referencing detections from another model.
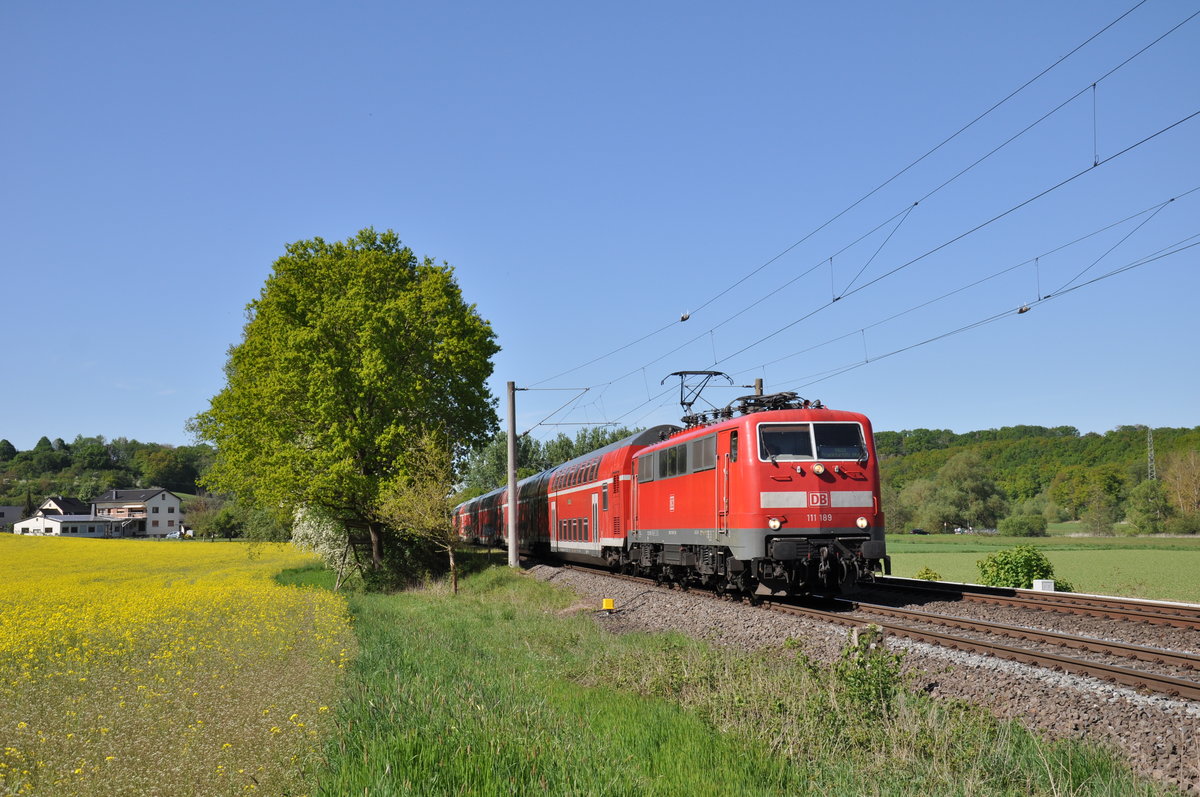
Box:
left=454, top=392, right=889, bottom=597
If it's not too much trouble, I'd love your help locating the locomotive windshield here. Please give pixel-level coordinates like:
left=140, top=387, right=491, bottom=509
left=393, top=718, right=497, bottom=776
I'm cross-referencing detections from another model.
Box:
left=758, top=422, right=867, bottom=461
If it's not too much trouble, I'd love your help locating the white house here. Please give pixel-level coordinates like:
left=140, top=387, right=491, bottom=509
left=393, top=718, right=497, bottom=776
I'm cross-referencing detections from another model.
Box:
left=14, top=515, right=118, bottom=537
left=91, top=488, right=184, bottom=538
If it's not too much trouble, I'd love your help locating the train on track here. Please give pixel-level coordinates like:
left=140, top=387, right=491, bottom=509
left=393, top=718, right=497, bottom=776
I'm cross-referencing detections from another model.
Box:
left=453, top=392, right=890, bottom=597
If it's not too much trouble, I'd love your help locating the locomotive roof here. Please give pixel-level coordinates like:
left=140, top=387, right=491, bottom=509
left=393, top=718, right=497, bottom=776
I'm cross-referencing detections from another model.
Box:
left=636, top=406, right=871, bottom=454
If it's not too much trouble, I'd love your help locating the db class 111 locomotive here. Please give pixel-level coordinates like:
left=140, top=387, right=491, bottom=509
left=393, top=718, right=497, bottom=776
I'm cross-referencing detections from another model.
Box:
left=453, top=392, right=890, bottom=596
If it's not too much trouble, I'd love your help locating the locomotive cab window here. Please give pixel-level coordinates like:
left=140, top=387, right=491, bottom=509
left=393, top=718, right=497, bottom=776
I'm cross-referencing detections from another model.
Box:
left=758, top=422, right=867, bottom=462
left=759, top=424, right=813, bottom=460
left=815, top=423, right=868, bottom=460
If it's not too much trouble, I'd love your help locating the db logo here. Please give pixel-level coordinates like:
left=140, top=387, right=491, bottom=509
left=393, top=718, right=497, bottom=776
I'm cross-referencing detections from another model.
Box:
left=808, top=492, right=830, bottom=507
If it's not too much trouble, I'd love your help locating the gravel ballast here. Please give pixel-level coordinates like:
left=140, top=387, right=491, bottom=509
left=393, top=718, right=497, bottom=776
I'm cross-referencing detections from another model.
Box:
left=529, top=564, right=1200, bottom=793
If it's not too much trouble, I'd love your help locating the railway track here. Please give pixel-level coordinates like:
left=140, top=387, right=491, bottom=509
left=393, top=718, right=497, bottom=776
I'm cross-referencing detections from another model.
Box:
left=872, top=576, right=1200, bottom=631
left=564, top=564, right=1200, bottom=701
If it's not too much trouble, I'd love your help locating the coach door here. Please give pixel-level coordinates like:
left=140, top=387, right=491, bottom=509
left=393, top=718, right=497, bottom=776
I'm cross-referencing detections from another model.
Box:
left=591, top=493, right=599, bottom=551
left=550, top=498, right=558, bottom=553
left=718, top=430, right=737, bottom=534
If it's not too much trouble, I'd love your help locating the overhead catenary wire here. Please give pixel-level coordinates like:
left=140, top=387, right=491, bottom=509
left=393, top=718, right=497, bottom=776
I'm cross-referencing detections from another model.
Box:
left=709, top=107, right=1200, bottom=370
left=521, top=0, right=1154, bottom=390
left=682, top=0, right=1153, bottom=320
left=779, top=235, right=1200, bottom=392
left=732, top=186, right=1200, bottom=378
left=531, top=7, right=1197, bottom=403
left=579, top=192, right=1200, bottom=432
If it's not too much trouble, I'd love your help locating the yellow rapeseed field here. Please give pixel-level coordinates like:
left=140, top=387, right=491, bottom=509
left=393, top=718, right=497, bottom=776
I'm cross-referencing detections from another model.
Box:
left=0, top=535, right=354, bottom=796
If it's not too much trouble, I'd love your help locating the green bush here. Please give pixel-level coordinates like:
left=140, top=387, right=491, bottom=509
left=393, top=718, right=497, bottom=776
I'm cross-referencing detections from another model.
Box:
left=833, top=625, right=904, bottom=717
left=977, top=545, right=1060, bottom=589
left=998, top=514, right=1048, bottom=537
left=1166, top=512, right=1200, bottom=536
left=914, top=566, right=941, bottom=581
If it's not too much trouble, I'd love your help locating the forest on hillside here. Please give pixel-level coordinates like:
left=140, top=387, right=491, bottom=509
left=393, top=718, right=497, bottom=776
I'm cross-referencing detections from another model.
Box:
left=0, top=435, right=212, bottom=507
left=877, top=424, right=1200, bottom=535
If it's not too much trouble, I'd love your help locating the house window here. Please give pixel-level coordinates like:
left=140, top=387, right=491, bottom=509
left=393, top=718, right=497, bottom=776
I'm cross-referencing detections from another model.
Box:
left=153, top=506, right=159, bottom=513
left=168, top=520, right=175, bottom=527
left=168, top=507, right=175, bottom=514
left=152, top=520, right=159, bottom=528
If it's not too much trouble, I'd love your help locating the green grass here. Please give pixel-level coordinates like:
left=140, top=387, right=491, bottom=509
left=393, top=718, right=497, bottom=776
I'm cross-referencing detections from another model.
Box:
left=886, top=533, right=1200, bottom=602
left=310, top=566, right=1164, bottom=796
left=275, top=562, right=339, bottom=590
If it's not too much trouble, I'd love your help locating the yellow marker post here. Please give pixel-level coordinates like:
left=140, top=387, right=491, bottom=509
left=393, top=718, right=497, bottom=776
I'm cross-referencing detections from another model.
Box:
left=602, top=598, right=615, bottom=613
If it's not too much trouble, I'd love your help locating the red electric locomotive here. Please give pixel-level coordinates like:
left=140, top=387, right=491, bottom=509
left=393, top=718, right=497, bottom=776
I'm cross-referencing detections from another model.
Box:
left=454, top=392, right=889, bottom=596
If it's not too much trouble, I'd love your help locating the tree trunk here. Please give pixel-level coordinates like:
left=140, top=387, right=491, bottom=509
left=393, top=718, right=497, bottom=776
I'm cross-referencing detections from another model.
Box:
left=448, top=545, right=458, bottom=595
left=368, top=523, right=384, bottom=570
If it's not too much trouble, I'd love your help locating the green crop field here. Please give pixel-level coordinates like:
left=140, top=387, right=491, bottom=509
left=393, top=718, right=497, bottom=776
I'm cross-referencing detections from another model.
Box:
left=885, top=533, right=1200, bottom=603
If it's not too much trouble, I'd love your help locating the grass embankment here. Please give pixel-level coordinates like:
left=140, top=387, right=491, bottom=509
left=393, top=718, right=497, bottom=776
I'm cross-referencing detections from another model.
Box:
left=0, top=536, right=353, bottom=796
left=311, top=564, right=1161, bottom=796
left=886, top=533, right=1200, bottom=602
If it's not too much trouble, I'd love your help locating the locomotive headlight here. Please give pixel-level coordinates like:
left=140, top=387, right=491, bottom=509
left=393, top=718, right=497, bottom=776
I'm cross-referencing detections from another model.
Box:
left=856, top=516, right=869, bottom=529
left=768, top=517, right=782, bottom=530
left=812, top=463, right=826, bottom=475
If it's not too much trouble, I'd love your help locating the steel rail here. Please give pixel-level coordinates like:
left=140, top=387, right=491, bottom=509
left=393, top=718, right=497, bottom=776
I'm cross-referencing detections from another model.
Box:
left=760, top=599, right=1200, bottom=702
left=834, top=598, right=1200, bottom=672
left=873, top=576, right=1200, bottom=631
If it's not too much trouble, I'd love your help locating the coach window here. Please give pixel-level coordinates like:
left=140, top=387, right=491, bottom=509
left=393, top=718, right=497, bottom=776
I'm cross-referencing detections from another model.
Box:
left=602, top=484, right=609, bottom=511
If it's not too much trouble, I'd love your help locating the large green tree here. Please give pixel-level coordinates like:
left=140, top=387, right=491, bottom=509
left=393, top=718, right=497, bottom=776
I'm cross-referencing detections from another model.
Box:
left=191, top=228, right=499, bottom=571
left=905, top=451, right=1009, bottom=532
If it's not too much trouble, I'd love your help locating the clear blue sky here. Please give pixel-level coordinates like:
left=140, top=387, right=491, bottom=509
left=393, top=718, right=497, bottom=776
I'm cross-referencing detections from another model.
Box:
left=2, top=1, right=1197, bottom=451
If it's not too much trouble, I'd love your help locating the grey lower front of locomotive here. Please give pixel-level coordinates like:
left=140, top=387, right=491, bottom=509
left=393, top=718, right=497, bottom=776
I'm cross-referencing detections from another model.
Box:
left=625, top=525, right=889, bottom=596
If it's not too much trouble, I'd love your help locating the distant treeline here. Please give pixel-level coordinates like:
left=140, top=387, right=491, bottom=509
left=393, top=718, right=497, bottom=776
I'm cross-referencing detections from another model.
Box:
left=878, top=424, right=1200, bottom=535
left=6, top=422, right=1198, bottom=539
left=0, top=435, right=213, bottom=505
